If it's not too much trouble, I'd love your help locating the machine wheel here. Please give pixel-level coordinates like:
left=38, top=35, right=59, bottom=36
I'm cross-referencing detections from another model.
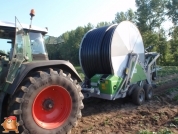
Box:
left=132, top=86, right=145, bottom=105
left=8, top=68, right=84, bottom=134
left=143, top=84, right=153, bottom=100
left=152, top=71, right=157, bottom=80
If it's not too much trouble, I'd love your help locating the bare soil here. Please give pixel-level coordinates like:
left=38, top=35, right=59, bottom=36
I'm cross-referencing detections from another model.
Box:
left=1, top=75, right=178, bottom=134
left=72, top=76, right=178, bottom=134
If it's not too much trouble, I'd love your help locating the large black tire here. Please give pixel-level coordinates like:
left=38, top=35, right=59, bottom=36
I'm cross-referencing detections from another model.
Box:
left=152, top=71, right=157, bottom=81
left=143, top=84, right=153, bottom=100
left=8, top=68, right=84, bottom=134
left=132, top=86, right=145, bottom=105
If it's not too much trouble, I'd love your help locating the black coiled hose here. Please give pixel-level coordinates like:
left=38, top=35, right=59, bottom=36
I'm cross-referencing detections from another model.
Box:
left=80, top=24, right=118, bottom=79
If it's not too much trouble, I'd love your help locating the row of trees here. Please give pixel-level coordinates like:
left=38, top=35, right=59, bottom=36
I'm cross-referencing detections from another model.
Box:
left=46, top=0, right=178, bottom=66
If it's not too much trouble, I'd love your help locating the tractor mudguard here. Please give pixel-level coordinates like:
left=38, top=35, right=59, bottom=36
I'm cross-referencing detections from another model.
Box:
left=6, top=60, right=82, bottom=95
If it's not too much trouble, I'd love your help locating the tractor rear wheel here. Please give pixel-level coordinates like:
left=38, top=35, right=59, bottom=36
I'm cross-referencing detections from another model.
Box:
left=8, top=68, right=84, bottom=134
left=132, top=86, right=145, bottom=105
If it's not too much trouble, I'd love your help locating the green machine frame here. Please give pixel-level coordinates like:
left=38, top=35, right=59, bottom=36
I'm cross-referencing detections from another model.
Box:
left=81, top=52, right=160, bottom=100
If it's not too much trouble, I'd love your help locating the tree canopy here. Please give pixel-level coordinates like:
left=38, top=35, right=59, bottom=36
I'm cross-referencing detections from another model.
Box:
left=45, top=0, right=178, bottom=66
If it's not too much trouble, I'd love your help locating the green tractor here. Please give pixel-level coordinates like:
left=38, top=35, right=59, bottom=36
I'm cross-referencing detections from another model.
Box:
left=0, top=10, right=84, bottom=133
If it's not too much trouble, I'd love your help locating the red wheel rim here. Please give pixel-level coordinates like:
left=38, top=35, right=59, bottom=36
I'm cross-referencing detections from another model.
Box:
left=32, top=85, right=72, bottom=129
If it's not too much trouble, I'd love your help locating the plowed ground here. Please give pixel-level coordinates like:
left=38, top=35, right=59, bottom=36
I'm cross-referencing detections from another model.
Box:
left=72, top=75, right=178, bottom=134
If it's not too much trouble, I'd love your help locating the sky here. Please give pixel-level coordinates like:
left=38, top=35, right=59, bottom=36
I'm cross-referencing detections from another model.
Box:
left=0, top=0, right=136, bottom=52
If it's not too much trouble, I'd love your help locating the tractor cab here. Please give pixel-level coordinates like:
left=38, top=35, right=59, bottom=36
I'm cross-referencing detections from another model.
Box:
left=0, top=17, right=48, bottom=84
left=0, top=19, right=48, bottom=61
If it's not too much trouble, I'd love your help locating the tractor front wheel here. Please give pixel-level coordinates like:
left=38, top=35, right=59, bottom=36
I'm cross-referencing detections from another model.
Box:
left=8, top=68, right=84, bottom=134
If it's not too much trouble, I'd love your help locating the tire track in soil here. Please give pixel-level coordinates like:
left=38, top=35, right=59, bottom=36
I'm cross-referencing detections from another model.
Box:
left=72, top=75, right=178, bottom=134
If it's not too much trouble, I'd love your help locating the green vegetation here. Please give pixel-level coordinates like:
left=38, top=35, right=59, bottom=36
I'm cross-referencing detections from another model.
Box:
left=45, top=24, right=94, bottom=65
left=138, top=128, right=173, bottom=134
left=75, top=66, right=84, bottom=80
left=45, top=0, right=178, bottom=66
left=173, top=94, right=178, bottom=101
left=173, top=117, right=178, bottom=125
left=76, top=65, right=178, bottom=81
left=165, top=87, right=178, bottom=94
left=81, top=126, right=94, bottom=133
left=155, top=66, right=178, bottom=85
left=157, top=66, right=178, bottom=77
left=76, top=66, right=178, bottom=81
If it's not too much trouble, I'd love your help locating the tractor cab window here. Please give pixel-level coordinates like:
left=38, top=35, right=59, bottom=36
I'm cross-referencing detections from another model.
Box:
left=29, top=32, right=47, bottom=54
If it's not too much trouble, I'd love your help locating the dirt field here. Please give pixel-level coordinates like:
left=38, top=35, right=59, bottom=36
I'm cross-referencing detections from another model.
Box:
left=1, top=74, right=178, bottom=134
left=71, top=75, right=178, bottom=134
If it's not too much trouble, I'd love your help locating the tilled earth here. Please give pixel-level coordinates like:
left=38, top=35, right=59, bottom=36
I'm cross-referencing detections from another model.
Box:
left=1, top=75, right=178, bottom=134
left=72, top=75, right=178, bottom=134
